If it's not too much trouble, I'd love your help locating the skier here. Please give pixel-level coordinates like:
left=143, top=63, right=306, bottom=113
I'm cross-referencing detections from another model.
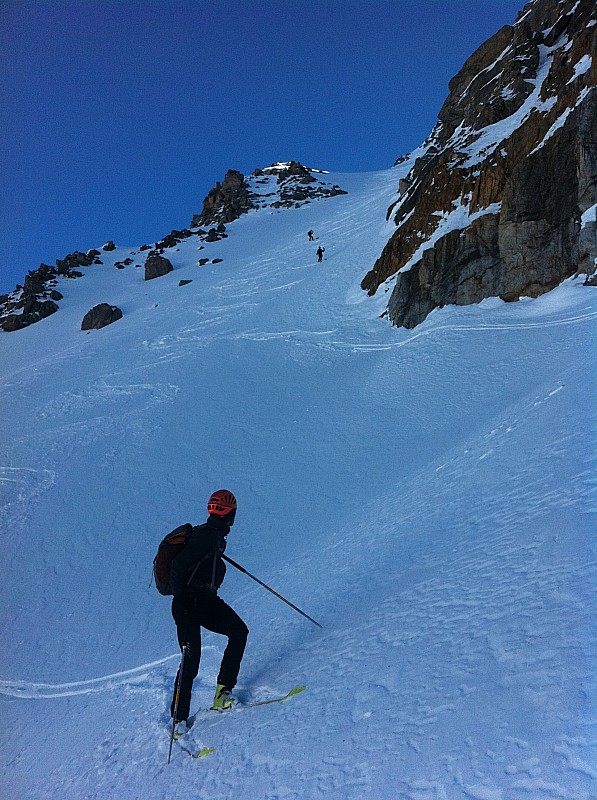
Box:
left=316, top=246, right=325, bottom=262
left=170, top=489, right=248, bottom=735
left=308, top=229, right=314, bottom=241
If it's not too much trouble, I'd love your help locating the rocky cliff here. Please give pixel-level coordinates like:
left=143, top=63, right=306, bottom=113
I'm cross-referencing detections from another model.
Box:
left=363, top=0, right=597, bottom=328
left=190, top=169, right=255, bottom=228
left=190, top=162, right=347, bottom=229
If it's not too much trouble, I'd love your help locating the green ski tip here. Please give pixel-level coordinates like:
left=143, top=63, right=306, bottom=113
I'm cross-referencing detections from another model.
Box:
left=169, top=733, right=215, bottom=760
left=244, top=685, right=306, bottom=707
left=286, top=685, right=306, bottom=699
left=193, top=746, right=215, bottom=759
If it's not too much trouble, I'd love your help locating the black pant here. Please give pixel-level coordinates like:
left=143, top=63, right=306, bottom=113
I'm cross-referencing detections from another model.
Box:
left=170, top=592, right=248, bottom=721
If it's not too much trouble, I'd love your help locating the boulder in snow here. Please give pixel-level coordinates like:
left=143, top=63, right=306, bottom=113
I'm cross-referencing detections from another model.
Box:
left=144, top=252, right=173, bottom=281
left=81, top=304, right=123, bottom=330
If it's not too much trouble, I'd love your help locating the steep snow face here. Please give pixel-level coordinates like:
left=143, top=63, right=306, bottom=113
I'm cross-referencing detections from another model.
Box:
left=0, top=166, right=595, bottom=799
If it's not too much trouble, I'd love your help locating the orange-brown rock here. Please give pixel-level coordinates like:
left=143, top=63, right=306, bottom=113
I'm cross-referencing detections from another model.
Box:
left=364, top=0, right=597, bottom=328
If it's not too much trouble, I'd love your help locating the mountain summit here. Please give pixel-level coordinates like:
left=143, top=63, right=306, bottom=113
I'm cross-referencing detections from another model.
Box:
left=1, top=1, right=595, bottom=335
left=362, top=0, right=596, bottom=327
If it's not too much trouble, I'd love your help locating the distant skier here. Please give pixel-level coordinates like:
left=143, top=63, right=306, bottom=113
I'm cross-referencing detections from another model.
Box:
left=308, top=229, right=314, bottom=241
left=169, top=490, right=248, bottom=735
left=316, top=246, right=325, bottom=262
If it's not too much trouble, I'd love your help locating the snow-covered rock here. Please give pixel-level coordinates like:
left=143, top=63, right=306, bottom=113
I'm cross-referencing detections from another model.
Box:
left=363, top=0, right=597, bottom=327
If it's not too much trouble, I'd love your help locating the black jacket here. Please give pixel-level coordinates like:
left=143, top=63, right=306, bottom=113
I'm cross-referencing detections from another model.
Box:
left=170, top=517, right=229, bottom=596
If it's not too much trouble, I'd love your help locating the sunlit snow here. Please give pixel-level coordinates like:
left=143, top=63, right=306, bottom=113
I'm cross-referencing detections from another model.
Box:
left=0, top=164, right=595, bottom=800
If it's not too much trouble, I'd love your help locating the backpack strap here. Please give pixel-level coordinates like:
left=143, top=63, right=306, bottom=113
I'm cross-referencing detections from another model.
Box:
left=210, top=547, right=218, bottom=590
left=184, top=524, right=223, bottom=592
left=183, top=524, right=217, bottom=588
left=186, top=550, right=212, bottom=588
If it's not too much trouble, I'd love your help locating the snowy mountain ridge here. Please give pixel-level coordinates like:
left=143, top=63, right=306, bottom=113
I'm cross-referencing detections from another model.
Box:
left=1, top=159, right=595, bottom=799
left=0, top=159, right=350, bottom=334
left=3, top=1, right=595, bottom=338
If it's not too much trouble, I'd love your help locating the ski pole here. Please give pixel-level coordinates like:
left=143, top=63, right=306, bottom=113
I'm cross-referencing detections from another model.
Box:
left=222, top=555, right=323, bottom=629
left=168, top=644, right=188, bottom=765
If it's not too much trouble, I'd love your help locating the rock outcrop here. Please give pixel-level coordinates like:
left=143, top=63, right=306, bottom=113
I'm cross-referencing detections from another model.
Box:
left=275, top=161, right=316, bottom=184
left=190, top=163, right=347, bottom=228
left=191, top=170, right=255, bottom=228
left=1, top=299, right=59, bottom=332
left=0, top=239, right=109, bottom=331
left=363, top=0, right=597, bottom=328
left=268, top=161, right=347, bottom=208
left=56, top=251, right=94, bottom=272
left=0, top=262, right=61, bottom=332
left=154, top=229, right=195, bottom=252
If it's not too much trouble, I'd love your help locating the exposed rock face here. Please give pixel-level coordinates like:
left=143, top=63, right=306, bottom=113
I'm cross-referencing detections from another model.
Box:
left=276, top=161, right=316, bottom=184
left=191, top=170, right=255, bottom=228
left=81, top=304, right=123, bottom=330
left=363, top=0, right=597, bottom=328
left=56, top=251, right=94, bottom=271
left=274, top=165, right=347, bottom=208
left=0, top=262, right=61, bottom=332
left=1, top=300, right=59, bottom=332
left=251, top=162, right=347, bottom=210
left=154, top=229, right=194, bottom=251
left=144, top=252, right=173, bottom=281
left=190, top=163, right=347, bottom=227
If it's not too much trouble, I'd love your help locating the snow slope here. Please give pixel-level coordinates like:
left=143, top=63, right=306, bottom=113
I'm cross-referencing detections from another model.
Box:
left=0, top=163, right=596, bottom=799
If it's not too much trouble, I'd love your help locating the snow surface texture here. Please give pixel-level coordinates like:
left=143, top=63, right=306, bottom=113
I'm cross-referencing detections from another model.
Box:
left=0, top=166, right=596, bottom=799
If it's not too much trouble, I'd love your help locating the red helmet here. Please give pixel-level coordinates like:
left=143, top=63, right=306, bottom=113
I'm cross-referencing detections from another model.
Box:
left=207, top=489, right=237, bottom=517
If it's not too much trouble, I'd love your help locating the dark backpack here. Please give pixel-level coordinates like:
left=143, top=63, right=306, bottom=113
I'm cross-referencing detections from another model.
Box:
left=152, top=523, right=193, bottom=595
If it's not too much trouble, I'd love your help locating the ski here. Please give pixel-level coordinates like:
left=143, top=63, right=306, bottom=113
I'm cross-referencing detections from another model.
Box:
left=169, top=684, right=306, bottom=756
left=178, top=743, right=215, bottom=760
left=205, top=686, right=307, bottom=719
left=240, top=684, right=306, bottom=708
left=169, top=730, right=215, bottom=760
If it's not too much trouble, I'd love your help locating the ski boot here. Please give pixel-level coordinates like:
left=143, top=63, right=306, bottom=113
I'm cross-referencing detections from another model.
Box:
left=172, top=719, right=191, bottom=740
left=211, top=684, right=235, bottom=711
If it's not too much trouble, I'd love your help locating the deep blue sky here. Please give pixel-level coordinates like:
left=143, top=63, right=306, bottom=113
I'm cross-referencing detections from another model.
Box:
left=1, top=0, right=524, bottom=293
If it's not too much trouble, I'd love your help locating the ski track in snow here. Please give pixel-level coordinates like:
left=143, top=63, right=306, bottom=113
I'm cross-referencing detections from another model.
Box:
left=0, top=165, right=595, bottom=799
left=0, top=654, right=183, bottom=699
